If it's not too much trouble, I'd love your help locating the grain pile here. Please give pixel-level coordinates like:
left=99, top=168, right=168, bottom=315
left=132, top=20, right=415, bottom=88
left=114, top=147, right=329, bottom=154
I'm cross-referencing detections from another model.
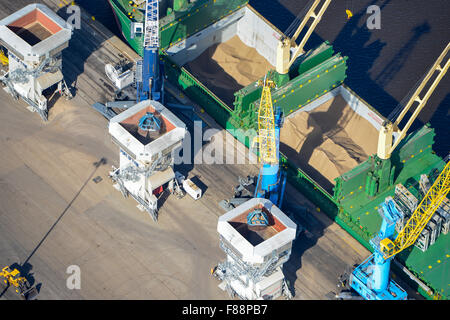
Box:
left=185, top=35, right=273, bottom=105
left=280, top=95, right=379, bottom=192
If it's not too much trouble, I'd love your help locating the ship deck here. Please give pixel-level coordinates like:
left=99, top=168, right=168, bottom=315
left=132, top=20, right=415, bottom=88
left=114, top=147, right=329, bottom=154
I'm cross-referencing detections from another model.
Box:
left=0, top=0, right=422, bottom=301
left=340, top=151, right=448, bottom=298
left=281, top=93, right=379, bottom=193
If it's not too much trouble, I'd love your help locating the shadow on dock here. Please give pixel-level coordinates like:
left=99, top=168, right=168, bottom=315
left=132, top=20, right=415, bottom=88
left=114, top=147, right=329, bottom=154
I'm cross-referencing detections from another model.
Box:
left=282, top=198, right=331, bottom=298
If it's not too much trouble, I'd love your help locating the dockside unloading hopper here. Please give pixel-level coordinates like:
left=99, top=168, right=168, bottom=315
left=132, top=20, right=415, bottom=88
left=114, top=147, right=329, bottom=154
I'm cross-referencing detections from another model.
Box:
left=0, top=3, right=72, bottom=120
left=215, top=197, right=296, bottom=300
left=108, top=99, right=186, bottom=221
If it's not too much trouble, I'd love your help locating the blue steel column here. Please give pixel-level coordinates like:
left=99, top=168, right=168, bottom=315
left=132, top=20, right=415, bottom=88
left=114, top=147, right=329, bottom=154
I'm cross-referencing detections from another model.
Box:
left=138, top=0, right=162, bottom=103
left=349, top=199, right=408, bottom=299
left=372, top=252, right=391, bottom=292
left=139, top=48, right=161, bottom=102
left=371, top=200, right=397, bottom=292
left=255, top=110, right=285, bottom=208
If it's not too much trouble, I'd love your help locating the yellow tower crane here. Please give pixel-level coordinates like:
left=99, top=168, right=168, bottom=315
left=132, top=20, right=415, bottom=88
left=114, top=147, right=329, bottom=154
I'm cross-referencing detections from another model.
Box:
left=251, top=78, right=287, bottom=207
left=377, top=42, right=450, bottom=160
left=380, top=160, right=450, bottom=259
left=276, top=0, right=332, bottom=76
left=256, top=78, right=277, bottom=164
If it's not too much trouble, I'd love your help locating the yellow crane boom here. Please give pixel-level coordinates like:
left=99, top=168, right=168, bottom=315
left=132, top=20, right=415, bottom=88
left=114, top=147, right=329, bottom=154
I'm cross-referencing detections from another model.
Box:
left=380, top=161, right=450, bottom=259
left=377, top=42, right=450, bottom=160
left=256, top=79, right=277, bottom=164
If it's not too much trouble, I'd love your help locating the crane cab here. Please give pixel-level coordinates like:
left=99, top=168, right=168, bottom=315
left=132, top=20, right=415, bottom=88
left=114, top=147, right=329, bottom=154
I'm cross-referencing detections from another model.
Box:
left=380, top=238, right=395, bottom=257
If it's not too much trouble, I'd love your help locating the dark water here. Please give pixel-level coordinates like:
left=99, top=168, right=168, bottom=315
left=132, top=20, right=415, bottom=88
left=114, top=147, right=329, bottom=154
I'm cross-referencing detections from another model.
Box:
left=77, top=0, right=449, bottom=158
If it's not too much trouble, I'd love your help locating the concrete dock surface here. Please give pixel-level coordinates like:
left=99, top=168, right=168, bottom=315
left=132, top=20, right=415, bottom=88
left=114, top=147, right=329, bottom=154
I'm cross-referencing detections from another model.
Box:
left=0, top=0, right=420, bottom=300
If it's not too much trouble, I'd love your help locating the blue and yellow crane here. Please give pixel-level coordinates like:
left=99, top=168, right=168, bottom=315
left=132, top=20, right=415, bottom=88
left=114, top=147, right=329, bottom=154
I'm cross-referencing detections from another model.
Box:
left=253, top=78, right=287, bottom=210
left=339, top=43, right=450, bottom=300
left=243, top=78, right=286, bottom=226
left=220, top=1, right=332, bottom=214
left=250, top=0, right=331, bottom=219
left=343, top=160, right=450, bottom=300
left=218, top=77, right=288, bottom=216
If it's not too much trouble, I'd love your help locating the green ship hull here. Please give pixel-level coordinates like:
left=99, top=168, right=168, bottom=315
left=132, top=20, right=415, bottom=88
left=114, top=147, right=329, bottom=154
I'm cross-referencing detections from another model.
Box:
left=108, top=0, right=448, bottom=300
left=108, top=0, right=248, bottom=56
left=108, top=0, right=142, bottom=55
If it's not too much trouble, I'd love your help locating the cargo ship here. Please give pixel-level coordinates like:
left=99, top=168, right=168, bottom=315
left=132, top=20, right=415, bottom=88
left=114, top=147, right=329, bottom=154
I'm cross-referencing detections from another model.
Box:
left=108, top=0, right=249, bottom=55
left=108, top=0, right=448, bottom=299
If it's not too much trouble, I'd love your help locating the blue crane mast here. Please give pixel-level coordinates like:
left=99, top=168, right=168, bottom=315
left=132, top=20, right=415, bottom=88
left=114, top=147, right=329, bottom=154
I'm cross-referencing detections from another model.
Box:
left=348, top=198, right=408, bottom=300
left=92, top=0, right=165, bottom=119
left=254, top=106, right=286, bottom=209
left=136, top=0, right=163, bottom=103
